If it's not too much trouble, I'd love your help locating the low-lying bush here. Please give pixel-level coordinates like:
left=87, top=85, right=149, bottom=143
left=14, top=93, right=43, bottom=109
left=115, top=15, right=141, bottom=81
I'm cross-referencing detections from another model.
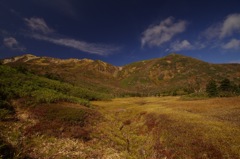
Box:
left=0, top=65, right=110, bottom=108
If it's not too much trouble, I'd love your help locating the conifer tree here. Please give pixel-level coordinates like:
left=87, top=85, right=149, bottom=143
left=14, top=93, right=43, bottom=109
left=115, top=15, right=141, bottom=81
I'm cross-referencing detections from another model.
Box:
left=219, top=78, right=231, bottom=92
left=206, top=79, right=218, bottom=97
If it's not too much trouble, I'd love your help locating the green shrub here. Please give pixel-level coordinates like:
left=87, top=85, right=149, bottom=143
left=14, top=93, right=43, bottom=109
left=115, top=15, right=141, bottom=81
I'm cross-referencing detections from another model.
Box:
left=0, top=100, right=15, bottom=120
left=181, top=92, right=208, bottom=100
left=0, top=109, right=11, bottom=120
left=0, top=65, right=111, bottom=108
left=31, top=89, right=65, bottom=103
left=45, top=106, right=88, bottom=125
left=65, top=97, right=90, bottom=107
left=30, top=89, right=90, bottom=106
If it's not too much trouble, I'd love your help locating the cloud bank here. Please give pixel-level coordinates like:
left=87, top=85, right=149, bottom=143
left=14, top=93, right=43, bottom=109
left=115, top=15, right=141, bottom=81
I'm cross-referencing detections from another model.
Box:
left=203, top=13, right=240, bottom=39
left=3, top=37, right=18, bottom=48
left=141, top=13, right=240, bottom=52
left=220, top=14, right=240, bottom=38
left=170, top=40, right=193, bottom=51
left=201, top=13, right=240, bottom=51
left=25, top=17, right=54, bottom=34
left=222, top=39, right=240, bottom=50
left=141, top=17, right=187, bottom=47
left=31, top=34, right=119, bottom=56
left=25, top=17, right=119, bottom=55
left=3, top=37, right=25, bottom=51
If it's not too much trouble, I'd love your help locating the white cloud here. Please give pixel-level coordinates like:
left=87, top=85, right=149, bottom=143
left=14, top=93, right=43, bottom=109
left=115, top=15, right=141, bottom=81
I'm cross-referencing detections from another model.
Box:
left=3, top=37, right=25, bottom=51
left=24, top=17, right=119, bottom=55
left=220, top=14, right=240, bottom=38
left=141, top=17, right=187, bottom=47
left=3, top=37, right=18, bottom=48
left=31, top=34, right=119, bottom=56
left=202, top=24, right=221, bottom=40
left=222, top=39, right=240, bottom=49
left=203, top=13, right=240, bottom=39
left=24, top=17, right=54, bottom=34
left=170, top=40, right=193, bottom=51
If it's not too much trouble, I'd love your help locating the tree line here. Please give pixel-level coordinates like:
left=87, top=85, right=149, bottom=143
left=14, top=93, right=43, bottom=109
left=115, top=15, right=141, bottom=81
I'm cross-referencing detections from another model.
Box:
left=206, top=78, right=240, bottom=97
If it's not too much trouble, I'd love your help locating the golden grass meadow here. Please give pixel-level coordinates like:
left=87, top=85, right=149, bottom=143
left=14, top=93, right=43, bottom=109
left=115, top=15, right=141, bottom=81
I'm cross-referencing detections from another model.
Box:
left=91, top=96, right=240, bottom=158
left=0, top=82, right=240, bottom=159
left=1, top=96, right=240, bottom=158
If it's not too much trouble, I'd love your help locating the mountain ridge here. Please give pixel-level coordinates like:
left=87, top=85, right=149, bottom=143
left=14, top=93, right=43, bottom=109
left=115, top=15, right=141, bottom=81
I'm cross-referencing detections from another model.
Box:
left=2, top=53, right=240, bottom=96
left=2, top=53, right=238, bottom=66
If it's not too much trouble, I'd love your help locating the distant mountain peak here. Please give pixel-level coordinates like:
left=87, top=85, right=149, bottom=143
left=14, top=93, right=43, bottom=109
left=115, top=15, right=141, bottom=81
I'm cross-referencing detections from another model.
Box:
left=165, top=53, right=186, bottom=58
left=3, top=54, right=40, bottom=64
left=80, top=58, right=94, bottom=63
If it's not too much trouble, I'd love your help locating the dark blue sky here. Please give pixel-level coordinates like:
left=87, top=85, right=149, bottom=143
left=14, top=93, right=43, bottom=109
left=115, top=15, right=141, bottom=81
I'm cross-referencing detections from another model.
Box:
left=1, top=0, right=240, bottom=66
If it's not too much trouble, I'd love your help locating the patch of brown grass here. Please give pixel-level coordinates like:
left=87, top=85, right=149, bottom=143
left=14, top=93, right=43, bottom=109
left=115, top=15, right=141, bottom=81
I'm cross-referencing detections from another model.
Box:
left=25, top=102, right=102, bottom=141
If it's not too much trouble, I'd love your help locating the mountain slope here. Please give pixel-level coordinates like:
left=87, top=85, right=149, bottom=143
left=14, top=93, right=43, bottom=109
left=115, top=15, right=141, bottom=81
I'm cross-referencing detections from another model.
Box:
left=2, top=53, right=240, bottom=96
left=2, top=54, right=130, bottom=96
left=119, top=53, right=240, bottom=94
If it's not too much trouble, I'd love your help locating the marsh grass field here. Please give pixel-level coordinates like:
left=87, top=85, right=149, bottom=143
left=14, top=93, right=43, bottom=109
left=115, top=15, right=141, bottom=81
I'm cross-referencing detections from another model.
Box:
left=92, top=97, right=240, bottom=158
left=1, top=96, right=240, bottom=159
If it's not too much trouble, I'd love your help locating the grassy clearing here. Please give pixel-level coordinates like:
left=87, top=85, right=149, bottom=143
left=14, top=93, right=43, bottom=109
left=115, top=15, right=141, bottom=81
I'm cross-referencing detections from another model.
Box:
left=1, top=96, right=240, bottom=158
left=93, top=96, right=240, bottom=159
left=0, top=100, right=104, bottom=158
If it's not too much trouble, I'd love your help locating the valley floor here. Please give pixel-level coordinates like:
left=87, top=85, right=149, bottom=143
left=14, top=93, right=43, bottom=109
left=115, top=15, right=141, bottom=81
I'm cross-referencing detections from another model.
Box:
left=92, top=96, right=240, bottom=159
left=1, top=97, right=240, bottom=159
